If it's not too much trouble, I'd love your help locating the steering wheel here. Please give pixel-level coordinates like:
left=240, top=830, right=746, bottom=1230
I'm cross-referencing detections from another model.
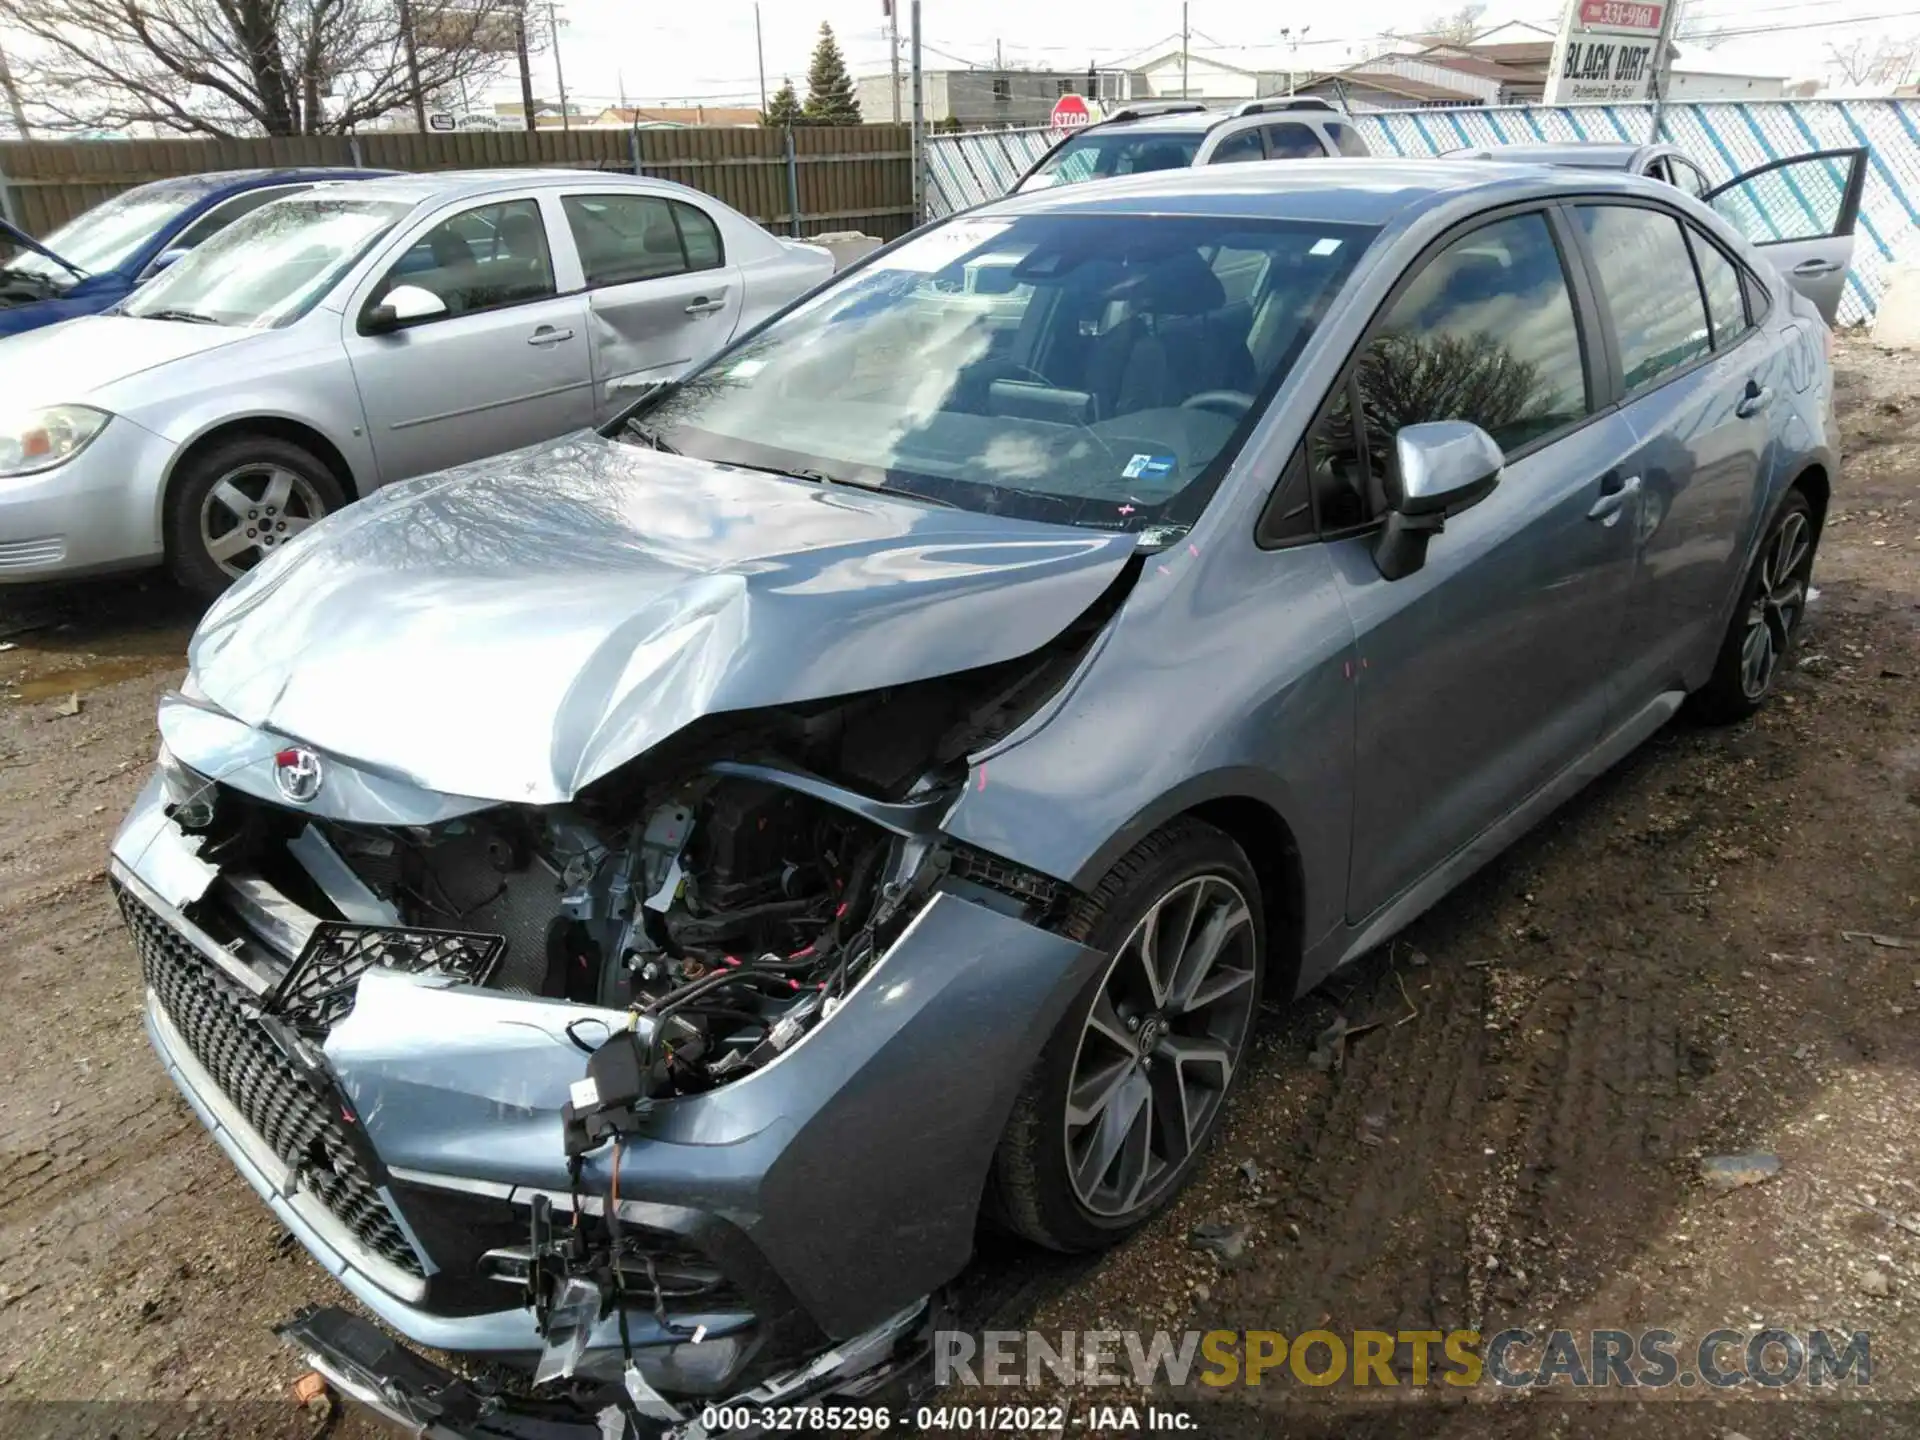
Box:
left=1181, top=390, right=1257, bottom=419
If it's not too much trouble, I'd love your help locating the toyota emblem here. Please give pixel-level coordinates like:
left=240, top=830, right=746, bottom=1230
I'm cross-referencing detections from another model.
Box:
left=273, top=746, right=324, bottom=804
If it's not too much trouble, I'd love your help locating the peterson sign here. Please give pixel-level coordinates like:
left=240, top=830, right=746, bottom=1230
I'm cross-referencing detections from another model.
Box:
left=1544, top=0, right=1676, bottom=104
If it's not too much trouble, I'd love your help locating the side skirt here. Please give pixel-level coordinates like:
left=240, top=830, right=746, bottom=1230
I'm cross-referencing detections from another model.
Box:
left=1303, top=689, right=1687, bottom=991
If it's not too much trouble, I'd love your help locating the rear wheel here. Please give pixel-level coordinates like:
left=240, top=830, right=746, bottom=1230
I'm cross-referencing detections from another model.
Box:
left=165, top=436, right=345, bottom=599
left=1688, top=490, right=1816, bottom=724
left=991, top=819, right=1265, bottom=1251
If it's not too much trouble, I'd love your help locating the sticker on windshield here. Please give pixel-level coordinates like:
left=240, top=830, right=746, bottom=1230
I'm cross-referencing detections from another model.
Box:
left=1121, top=453, right=1177, bottom=481
left=1309, top=237, right=1343, bottom=257
left=728, top=358, right=768, bottom=379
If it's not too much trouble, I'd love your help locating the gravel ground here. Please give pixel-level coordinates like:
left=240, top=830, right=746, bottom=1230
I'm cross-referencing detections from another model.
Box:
left=0, top=338, right=1915, bottom=1439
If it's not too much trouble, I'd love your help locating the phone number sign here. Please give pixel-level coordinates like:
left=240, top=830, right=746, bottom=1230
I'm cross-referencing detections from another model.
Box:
left=1546, top=0, right=1670, bottom=102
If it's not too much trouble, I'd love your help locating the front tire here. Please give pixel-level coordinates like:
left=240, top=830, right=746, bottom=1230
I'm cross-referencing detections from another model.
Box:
left=991, top=819, right=1265, bottom=1252
left=165, top=436, right=345, bottom=599
left=1688, top=490, right=1816, bottom=724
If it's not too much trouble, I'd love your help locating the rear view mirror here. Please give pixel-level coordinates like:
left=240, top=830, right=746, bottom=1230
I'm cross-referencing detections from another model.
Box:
left=146, top=248, right=191, bottom=277
left=363, top=283, right=448, bottom=334
left=1373, top=421, right=1503, bottom=580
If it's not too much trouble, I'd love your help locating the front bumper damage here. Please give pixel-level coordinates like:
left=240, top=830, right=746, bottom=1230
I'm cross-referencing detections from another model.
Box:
left=113, top=771, right=1102, bottom=1427
left=278, top=1302, right=932, bottom=1439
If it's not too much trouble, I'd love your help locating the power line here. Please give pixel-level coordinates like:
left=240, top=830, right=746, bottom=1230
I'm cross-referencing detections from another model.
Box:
left=1680, top=7, right=1920, bottom=35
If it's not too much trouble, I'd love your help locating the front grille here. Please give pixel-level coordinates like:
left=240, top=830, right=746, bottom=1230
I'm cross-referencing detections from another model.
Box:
left=116, top=883, right=425, bottom=1280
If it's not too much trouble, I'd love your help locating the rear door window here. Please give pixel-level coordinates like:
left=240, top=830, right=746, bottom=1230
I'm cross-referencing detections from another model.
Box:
left=1209, top=128, right=1267, bottom=164
left=1575, top=205, right=1711, bottom=392
left=1264, top=122, right=1327, bottom=159
left=562, top=193, right=724, bottom=288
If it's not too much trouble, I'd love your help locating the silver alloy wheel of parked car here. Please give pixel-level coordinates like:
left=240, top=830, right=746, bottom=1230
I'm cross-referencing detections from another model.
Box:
left=1741, top=507, right=1813, bottom=701
left=1065, top=873, right=1260, bottom=1218
left=199, top=464, right=327, bottom=577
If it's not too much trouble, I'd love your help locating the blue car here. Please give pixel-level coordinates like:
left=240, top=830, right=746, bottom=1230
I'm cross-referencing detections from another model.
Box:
left=0, top=168, right=389, bottom=337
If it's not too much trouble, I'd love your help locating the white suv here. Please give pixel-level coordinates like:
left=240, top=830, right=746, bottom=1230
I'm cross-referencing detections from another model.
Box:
left=1012, top=98, right=1370, bottom=194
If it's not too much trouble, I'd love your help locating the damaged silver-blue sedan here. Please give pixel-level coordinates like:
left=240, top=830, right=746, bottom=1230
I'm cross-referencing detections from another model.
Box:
left=112, top=156, right=1836, bottom=1435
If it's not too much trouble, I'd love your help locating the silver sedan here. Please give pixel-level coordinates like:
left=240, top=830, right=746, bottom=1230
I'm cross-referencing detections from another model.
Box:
left=0, top=170, right=834, bottom=595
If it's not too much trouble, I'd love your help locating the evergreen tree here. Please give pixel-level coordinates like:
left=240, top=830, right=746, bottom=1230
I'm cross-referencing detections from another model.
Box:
left=802, top=22, right=862, bottom=125
left=764, top=77, right=803, bottom=127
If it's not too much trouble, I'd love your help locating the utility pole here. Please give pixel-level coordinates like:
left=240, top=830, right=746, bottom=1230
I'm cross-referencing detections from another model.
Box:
left=1180, top=3, right=1190, bottom=99
left=1646, top=0, right=1681, bottom=143
left=515, top=3, right=538, bottom=131
left=548, top=0, right=570, bottom=131
left=887, top=0, right=902, bottom=123
left=397, top=0, right=427, bottom=131
left=755, top=3, right=770, bottom=118
left=911, top=0, right=925, bottom=221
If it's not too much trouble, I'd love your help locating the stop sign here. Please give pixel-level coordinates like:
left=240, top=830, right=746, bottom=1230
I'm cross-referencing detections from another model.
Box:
left=1050, top=94, right=1092, bottom=133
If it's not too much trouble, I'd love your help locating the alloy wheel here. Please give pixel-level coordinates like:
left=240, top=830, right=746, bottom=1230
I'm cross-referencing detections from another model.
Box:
left=1064, top=874, right=1259, bottom=1218
left=198, top=464, right=327, bottom=578
left=1740, top=508, right=1813, bottom=701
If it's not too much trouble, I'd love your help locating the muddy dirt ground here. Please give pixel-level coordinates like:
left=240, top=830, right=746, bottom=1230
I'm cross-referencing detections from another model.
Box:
left=0, top=339, right=1916, bottom=1439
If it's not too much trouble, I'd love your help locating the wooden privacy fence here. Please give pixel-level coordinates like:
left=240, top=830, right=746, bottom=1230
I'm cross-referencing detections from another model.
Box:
left=0, top=124, right=915, bottom=242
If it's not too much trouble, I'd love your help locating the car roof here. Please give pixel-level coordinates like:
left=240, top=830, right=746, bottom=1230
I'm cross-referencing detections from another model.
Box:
left=982, top=156, right=1674, bottom=227
left=120, top=168, right=392, bottom=201
left=1446, top=141, right=1651, bottom=169
left=1090, top=104, right=1340, bottom=135
left=297, top=168, right=705, bottom=208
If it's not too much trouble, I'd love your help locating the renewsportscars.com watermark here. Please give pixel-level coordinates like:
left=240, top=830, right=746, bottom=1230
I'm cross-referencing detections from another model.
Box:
left=937, top=1328, right=1872, bottom=1391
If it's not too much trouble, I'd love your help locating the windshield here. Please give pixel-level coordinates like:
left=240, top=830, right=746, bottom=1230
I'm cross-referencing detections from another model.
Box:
left=1, top=184, right=206, bottom=286
left=1017, top=131, right=1205, bottom=192
left=122, top=196, right=410, bottom=327
left=630, top=211, right=1376, bottom=533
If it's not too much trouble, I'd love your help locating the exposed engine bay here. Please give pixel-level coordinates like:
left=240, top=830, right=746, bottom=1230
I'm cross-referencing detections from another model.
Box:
left=164, top=586, right=1113, bottom=1097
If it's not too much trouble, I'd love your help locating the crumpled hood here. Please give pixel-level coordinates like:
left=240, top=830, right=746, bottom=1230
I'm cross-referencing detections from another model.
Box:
left=189, top=433, right=1137, bottom=804
left=0, top=313, right=251, bottom=408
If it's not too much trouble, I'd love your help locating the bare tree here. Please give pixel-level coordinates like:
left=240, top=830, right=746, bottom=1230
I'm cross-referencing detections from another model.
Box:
left=0, top=0, right=533, bottom=136
left=1825, top=34, right=1920, bottom=89
left=1423, top=3, right=1487, bottom=47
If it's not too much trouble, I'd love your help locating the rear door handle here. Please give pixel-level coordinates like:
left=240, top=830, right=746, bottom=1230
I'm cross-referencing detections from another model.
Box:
left=685, top=297, right=728, bottom=316
left=1587, top=472, right=1641, bottom=523
left=1792, top=257, right=1840, bottom=277
left=1736, top=380, right=1773, bottom=418
left=527, top=326, right=574, bottom=346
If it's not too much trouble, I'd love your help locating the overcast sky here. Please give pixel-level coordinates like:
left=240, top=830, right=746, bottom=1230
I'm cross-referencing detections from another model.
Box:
left=522, top=0, right=1907, bottom=110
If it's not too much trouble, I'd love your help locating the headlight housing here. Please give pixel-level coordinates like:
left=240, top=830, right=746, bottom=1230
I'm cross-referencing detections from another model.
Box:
left=0, top=405, right=110, bottom=477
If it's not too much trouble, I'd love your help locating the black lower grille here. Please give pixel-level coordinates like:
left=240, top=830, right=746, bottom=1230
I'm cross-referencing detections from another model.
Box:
left=116, top=883, right=425, bottom=1280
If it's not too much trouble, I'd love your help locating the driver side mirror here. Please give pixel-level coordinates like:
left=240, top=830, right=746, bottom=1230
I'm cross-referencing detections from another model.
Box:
left=362, top=283, right=448, bottom=335
left=1372, top=421, right=1503, bottom=581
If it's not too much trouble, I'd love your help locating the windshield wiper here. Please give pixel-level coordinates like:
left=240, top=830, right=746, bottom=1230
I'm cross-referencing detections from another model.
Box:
left=622, top=421, right=678, bottom=454
left=0, top=266, right=57, bottom=295
left=818, top=473, right=958, bottom=509
left=139, top=307, right=221, bottom=325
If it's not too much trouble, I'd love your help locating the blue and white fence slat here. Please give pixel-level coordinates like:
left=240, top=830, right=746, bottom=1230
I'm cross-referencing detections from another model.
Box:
left=923, top=98, right=1920, bottom=325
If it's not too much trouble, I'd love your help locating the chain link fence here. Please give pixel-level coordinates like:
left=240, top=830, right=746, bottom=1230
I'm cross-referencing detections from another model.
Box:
left=924, top=99, right=1920, bottom=325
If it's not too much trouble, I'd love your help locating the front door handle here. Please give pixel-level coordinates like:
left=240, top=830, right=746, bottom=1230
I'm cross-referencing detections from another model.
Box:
left=1587, top=472, right=1642, bottom=524
left=1736, top=379, right=1773, bottom=418
left=1792, top=257, right=1840, bottom=277
left=527, top=326, right=574, bottom=346
left=684, top=297, right=727, bottom=316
